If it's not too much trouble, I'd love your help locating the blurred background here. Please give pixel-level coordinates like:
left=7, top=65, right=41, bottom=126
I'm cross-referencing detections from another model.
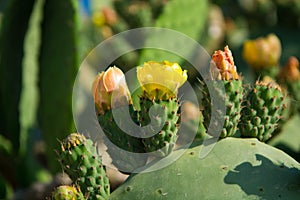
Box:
left=0, top=0, right=299, bottom=199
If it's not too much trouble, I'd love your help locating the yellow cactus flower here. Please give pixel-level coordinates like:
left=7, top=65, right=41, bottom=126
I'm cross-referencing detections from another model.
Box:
left=92, top=66, right=131, bottom=115
left=137, top=61, right=188, bottom=100
left=211, top=45, right=239, bottom=80
left=243, top=34, right=281, bottom=69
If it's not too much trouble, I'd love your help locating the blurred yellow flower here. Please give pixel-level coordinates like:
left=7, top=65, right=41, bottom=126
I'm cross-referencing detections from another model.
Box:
left=92, top=66, right=131, bottom=115
left=137, top=61, right=188, bottom=100
left=243, top=34, right=281, bottom=69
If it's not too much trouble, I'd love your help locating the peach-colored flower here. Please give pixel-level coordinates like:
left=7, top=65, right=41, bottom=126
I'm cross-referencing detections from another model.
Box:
left=92, top=66, right=131, bottom=115
left=279, top=56, right=300, bottom=82
left=211, top=45, right=239, bottom=80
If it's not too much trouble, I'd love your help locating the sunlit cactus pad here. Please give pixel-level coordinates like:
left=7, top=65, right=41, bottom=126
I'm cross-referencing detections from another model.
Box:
left=109, top=138, right=300, bottom=200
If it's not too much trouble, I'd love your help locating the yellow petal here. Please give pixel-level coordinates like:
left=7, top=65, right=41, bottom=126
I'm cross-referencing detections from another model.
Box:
left=137, top=61, right=187, bottom=100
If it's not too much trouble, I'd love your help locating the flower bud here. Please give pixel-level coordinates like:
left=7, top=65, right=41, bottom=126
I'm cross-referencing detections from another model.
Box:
left=92, top=66, right=131, bottom=115
left=279, top=56, right=300, bottom=82
left=211, top=45, right=239, bottom=80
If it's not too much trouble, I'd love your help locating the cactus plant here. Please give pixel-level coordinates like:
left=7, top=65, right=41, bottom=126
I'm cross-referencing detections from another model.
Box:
left=109, top=138, right=300, bottom=200
left=278, top=56, right=300, bottom=115
left=139, top=0, right=208, bottom=64
left=138, top=97, right=180, bottom=156
left=113, top=0, right=154, bottom=29
left=53, top=185, right=85, bottom=200
left=136, top=61, right=187, bottom=157
left=94, top=62, right=187, bottom=159
left=201, top=46, right=243, bottom=138
left=239, top=79, right=286, bottom=142
left=0, top=0, right=35, bottom=153
left=38, top=0, right=79, bottom=173
left=93, top=67, right=147, bottom=172
left=58, top=133, right=110, bottom=200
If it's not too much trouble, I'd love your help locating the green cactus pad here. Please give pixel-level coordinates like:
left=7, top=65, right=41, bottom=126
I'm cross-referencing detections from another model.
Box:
left=53, top=185, right=84, bottom=200
left=109, top=138, right=300, bottom=200
left=239, top=82, right=285, bottom=142
left=98, top=105, right=144, bottom=153
left=38, top=0, right=79, bottom=172
left=268, top=115, right=300, bottom=162
left=114, top=0, right=153, bottom=28
left=138, top=97, right=180, bottom=157
left=98, top=105, right=147, bottom=172
left=59, top=133, right=110, bottom=200
left=0, top=0, right=35, bottom=153
left=286, top=80, right=300, bottom=115
left=138, top=0, right=208, bottom=63
left=202, top=79, right=243, bottom=138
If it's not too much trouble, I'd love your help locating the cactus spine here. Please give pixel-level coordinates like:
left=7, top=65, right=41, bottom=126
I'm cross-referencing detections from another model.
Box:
left=239, top=80, right=286, bottom=142
left=202, top=46, right=243, bottom=138
left=58, top=133, right=110, bottom=200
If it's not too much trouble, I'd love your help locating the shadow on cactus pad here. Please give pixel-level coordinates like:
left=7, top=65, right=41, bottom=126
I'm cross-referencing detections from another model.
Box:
left=224, top=154, right=300, bottom=199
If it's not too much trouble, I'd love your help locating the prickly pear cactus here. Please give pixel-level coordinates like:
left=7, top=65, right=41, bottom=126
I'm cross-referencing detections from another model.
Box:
left=109, top=138, right=300, bottom=200
left=278, top=56, right=300, bottom=115
left=39, top=0, right=79, bottom=172
left=0, top=0, right=35, bottom=153
left=136, top=61, right=187, bottom=157
left=139, top=0, right=208, bottom=63
left=113, top=0, right=154, bottom=28
left=53, top=185, right=84, bottom=200
left=98, top=105, right=144, bottom=154
left=239, top=80, right=285, bottom=142
left=98, top=105, right=147, bottom=172
left=58, top=133, right=110, bottom=200
left=93, top=67, right=147, bottom=172
left=139, top=96, right=180, bottom=156
left=201, top=46, right=243, bottom=138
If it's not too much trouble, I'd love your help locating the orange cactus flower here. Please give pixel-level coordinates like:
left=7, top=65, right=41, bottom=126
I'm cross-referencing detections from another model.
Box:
left=211, top=45, right=239, bottom=80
